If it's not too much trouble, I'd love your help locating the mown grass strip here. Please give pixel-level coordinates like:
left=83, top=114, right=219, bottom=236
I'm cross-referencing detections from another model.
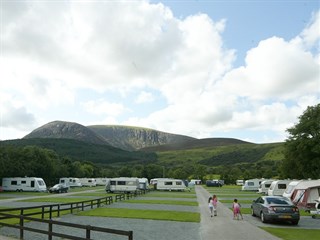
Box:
left=126, top=199, right=198, bottom=206
left=145, top=193, right=196, bottom=198
left=78, top=208, right=200, bottom=222
left=72, top=193, right=114, bottom=197
left=260, top=227, right=320, bottom=240
left=19, top=197, right=97, bottom=203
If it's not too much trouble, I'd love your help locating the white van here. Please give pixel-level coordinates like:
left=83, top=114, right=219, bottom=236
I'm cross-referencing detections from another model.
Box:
left=2, top=177, right=47, bottom=192
left=283, top=180, right=302, bottom=199
left=79, top=178, right=97, bottom=187
left=156, top=178, right=186, bottom=191
left=242, top=178, right=264, bottom=191
left=267, top=180, right=292, bottom=196
left=59, top=177, right=82, bottom=188
left=106, top=177, right=139, bottom=193
left=258, top=180, right=274, bottom=195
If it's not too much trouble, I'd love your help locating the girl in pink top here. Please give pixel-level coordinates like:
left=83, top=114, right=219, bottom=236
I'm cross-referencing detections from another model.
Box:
left=232, top=198, right=243, bottom=220
left=212, top=195, right=218, bottom=216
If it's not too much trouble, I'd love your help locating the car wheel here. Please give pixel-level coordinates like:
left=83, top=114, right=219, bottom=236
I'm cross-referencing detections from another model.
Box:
left=251, top=208, right=256, bottom=216
left=260, top=212, right=267, bottom=223
left=291, top=220, right=299, bottom=225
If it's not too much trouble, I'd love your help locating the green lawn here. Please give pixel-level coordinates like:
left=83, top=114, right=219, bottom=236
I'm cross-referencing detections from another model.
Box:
left=261, top=227, right=320, bottom=240
left=19, top=197, right=98, bottom=203
left=145, top=193, right=196, bottom=198
left=126, top=199, right=198, bottom=206
left=78, top=208, right=200, bottom=222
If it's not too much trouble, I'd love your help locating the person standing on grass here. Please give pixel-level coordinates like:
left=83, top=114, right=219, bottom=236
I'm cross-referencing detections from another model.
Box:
left=212, top=195, right=218, bottom=216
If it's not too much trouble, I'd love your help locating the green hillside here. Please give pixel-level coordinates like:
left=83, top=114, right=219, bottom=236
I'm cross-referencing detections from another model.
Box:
left=1, top=138, right=157, bottom=165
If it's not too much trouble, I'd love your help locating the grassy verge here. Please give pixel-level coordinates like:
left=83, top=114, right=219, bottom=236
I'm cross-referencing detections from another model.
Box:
left=145, top=193, right=196, bottom=198
left=261, top=227, right=320, bottom=240
left=78, top=208, right=200, bottom=222
left=19, top=197, right=97, bottom=203
left=126, top=199, right=198, bottom=206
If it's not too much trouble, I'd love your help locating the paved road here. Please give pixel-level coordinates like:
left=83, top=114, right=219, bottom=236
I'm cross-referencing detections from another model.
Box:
left=196, top=186, right=281, bottom=240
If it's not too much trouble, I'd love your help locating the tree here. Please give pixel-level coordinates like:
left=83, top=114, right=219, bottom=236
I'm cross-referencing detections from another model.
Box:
left=281, top=104, right=320, bottom=179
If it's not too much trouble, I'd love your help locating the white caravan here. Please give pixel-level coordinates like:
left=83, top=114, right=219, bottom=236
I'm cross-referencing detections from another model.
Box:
left=79, top=178, right=97, bottom=187
left=138, top=178, right=149, bottom=190
left=283, top=180, right=302, bottom=199
left=156, top=178, right=186, bottom=191
left=95, top=178, right=110, bottom=186
left=236, top=180, right=244, bottom=186
left=267, top=180, right=292, bottom=196
left=59, top=177, right=82, bottom=188
left=106, top=177, right=139, bottom=193
left=1, top=177, right=47, bottom=192
left=242, top=178, right=264, bottom=191
left=258, top=180, right=274, bottom=195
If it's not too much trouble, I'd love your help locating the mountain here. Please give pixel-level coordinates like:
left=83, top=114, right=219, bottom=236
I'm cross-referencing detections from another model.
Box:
left=24, top=121, right=109, bottom=145
left=88, top=125, right=196, bottom=151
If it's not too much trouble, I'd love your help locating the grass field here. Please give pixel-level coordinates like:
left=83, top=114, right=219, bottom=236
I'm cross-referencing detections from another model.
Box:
left=78, top=208, right=200, bottom=222
left=261, top=227, right=320, bottom=240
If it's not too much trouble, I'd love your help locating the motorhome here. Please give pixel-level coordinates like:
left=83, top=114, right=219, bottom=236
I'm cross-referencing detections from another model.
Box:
left=267, top=180, right=292, bottom=196
left=79, top=178, right=97, bottom=187
left=138, top=178, right=149, bottom=190
left=283, top=180, right=302, bottom=199
left=106, top=177, right=139, bottom=193
left=156, top=178, right=186, bottom=191
left=241, top=178, right=264, bottom=191
left=236, top=180, right=244, bottom=186
left=258, top=180, right=274, bottom=195
left=1, top=177, right=47, bottom=192
left=190, top=179, right=202, bottom=185
left=59, top=177, right=82, bottom=188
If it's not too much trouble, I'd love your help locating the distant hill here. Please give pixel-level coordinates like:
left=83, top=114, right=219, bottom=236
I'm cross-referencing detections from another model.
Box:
left=24, top=121, right=109, bottom=146
left=140, top=137, right=252, bottom=152
left=88, top=125, right=196, bottom=151
left=1, top=138, right=157, bottom=165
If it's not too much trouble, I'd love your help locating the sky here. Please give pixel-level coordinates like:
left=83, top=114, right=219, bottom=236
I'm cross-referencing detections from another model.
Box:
left=0, top=0, right=319, bottom=143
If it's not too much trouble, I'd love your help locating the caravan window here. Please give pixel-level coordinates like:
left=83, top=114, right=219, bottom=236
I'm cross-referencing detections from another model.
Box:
left=265, top=183, right=271, bottom=188
left=248, top=182, right=254, bottom=186
left=31, top=181, right=35, bottom=188
left=117, top=181, right=126, bottom=185
left=110, top=181, right=116, bottom=185
left=165, top=182, right=173, bottom=185
left=21, top=181, right=26, bottom=184
left=278, top=184, right=287, bottom=189
left=176, top=181, right=182, bottom=185
left=37, top=180, right=44, bottom=186
left=11, top=181, right=17, bottom=185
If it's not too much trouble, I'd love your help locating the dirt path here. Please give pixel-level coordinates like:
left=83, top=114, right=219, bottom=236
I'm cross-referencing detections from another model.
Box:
left=196, top=185, right=281, bottom=240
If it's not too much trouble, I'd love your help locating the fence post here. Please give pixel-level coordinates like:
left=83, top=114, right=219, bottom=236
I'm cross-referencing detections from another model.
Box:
left=57, top=204, right=60, bottom=217
left=48, top=219, right=53, bottom=240
left=128, top=230, right=133, bottom=240
left=97, top=199, right=100, bottom=208
left=86, top=225, right=91, bottom=239
left=49, top=205, right=53, bottom=219
left=82, top=202, right=84, bottom=211
left=41, top=206, right=45, bottom=219
left=71, top=203, right=73, bottom=214
left=19, top=215, right=24, bottom=240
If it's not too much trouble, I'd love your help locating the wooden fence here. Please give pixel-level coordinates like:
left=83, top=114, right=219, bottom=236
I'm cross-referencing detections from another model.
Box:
left=0, top=193, right=144, bottom=240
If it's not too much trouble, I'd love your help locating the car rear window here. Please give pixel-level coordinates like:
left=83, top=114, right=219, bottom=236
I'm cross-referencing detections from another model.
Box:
left=267, top=198, right=289, bottom=205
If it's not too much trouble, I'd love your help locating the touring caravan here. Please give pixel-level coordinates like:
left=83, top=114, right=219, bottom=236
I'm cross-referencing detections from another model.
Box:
left=106, top=177, right=139, bottom=193
left=1, top=177, right=47, bottom=192
left=236, top=180, right=244, bottom=186
left=156, top=178, right=186, bottom=191
left=138, top=178, right=149, bottom=190
left=267, top=180, right=292, bottom=196
left=95, top=178, right=109, bottom=186
left=258, top=180, right=274, bottom=195
left=59, top=177, right=82, bottom=188
left=242, top=178, right=264, bottom=191
left=283, top=180, right=302, bottom=199
left=79, top=178, right=97, bottom=187
left=291, top=180, right=320, bottom=209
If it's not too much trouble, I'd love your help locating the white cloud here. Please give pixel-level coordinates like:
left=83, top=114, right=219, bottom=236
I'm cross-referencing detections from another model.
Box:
left=0, top=1, right=319, bottom=143
left=135, top=91, right=155, bottom=104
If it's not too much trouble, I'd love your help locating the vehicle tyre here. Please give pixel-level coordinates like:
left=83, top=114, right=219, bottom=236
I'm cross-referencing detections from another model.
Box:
left=260, top=212, right=267, bottom=223
left=251, top=208, right=256, bottom=216
left=291, top=220, right=299, bottom=225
